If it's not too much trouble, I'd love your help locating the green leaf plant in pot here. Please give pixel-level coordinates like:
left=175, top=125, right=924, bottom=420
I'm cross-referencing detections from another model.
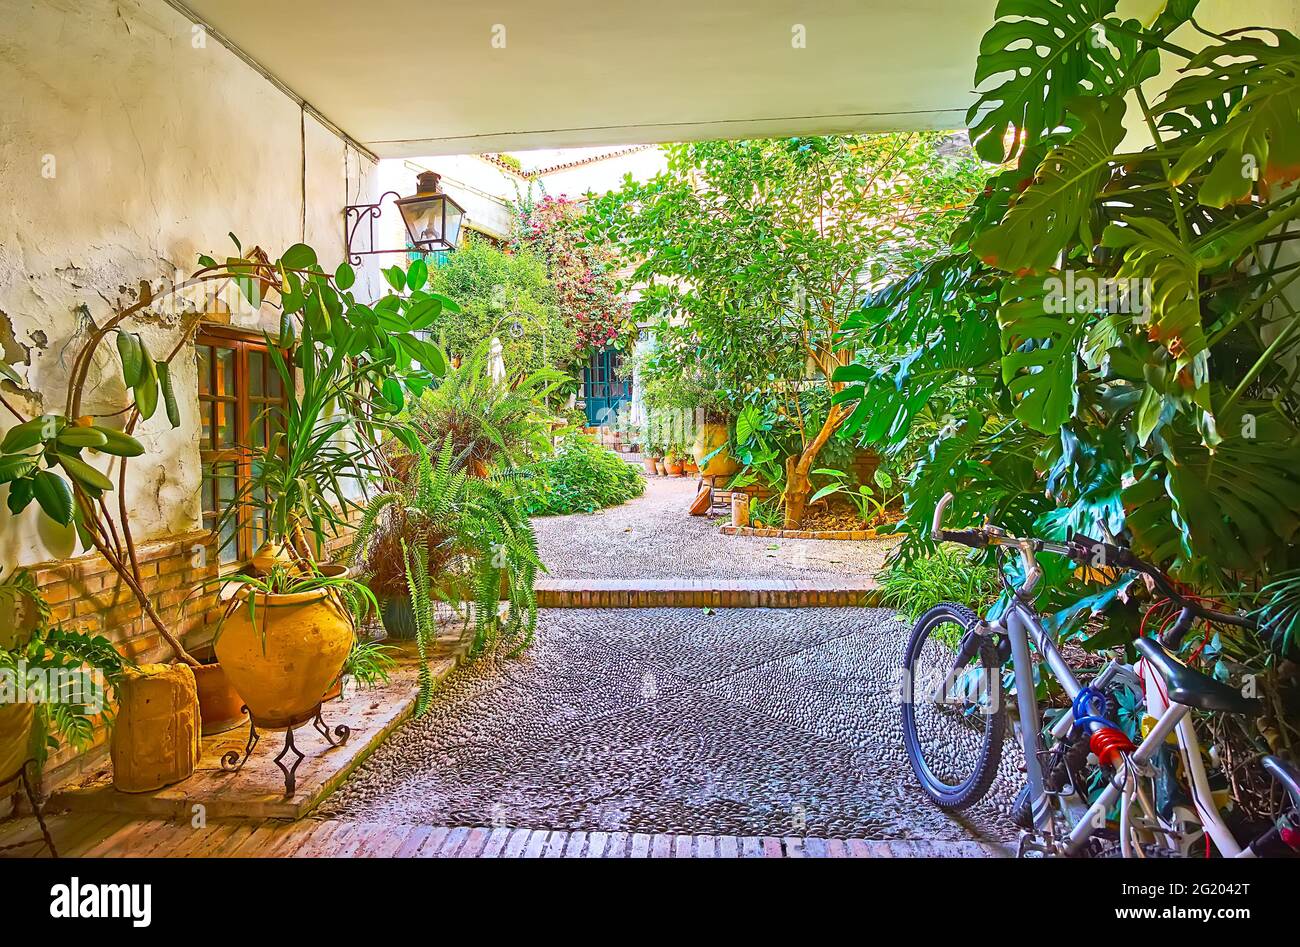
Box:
left=208, top=258, right=436, bottom=733
left=347, top=434, right=543, bottom=714
left=0, top=568, right=126, bottom=824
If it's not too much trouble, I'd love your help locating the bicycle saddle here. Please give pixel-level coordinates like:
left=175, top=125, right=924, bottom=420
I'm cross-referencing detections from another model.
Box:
left=1134, top=638, right=1260, bottom=716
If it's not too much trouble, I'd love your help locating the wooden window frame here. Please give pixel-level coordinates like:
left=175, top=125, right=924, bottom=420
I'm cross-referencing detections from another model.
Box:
left=196, top=325, right=289, bottom=568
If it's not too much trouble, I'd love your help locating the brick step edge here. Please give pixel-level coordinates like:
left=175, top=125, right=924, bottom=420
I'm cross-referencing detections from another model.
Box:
left=535, top=581, right=883, bottom=609
left=721, top=525, right=904, bottom=542
left=327, top=825, right=1009, bottom=858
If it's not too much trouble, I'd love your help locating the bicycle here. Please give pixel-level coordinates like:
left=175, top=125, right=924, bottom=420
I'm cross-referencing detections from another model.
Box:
left=899, top=492, right=1300, bottom=858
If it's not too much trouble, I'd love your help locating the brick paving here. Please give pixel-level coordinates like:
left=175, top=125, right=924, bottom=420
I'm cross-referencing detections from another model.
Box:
left=0, top=813, right=1008, bottom=858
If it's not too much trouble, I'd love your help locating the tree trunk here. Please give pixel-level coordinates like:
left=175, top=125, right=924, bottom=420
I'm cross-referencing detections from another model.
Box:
left=783, top=404, right=847, bottom=528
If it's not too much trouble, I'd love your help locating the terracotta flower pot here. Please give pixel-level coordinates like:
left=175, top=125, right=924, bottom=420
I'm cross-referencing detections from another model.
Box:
left=643, top=456, right=660, bottom=476
left=665, top=458, right=685, bottom=477
left=683, top=460, right=700, bottom=476
left=655, top=460, right=667, bottom=476
left=193, top=662, right=247, bottom=735
left=214, top=572, right=354, bottom=729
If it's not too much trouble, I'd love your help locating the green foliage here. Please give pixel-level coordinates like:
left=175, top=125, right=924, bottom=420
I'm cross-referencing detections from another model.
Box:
left=880, top=548, right=1001, bottom=624
left=0, top=568, right=129, bottom=767
left=834, top=2, right=1300, bottom=620
left=338, top=636, right=397, bottom=693
left=518, top=434, right=644, bottom=516
left=403, top=345, right=566, bottom=475
left=966, top=0, right=1159, bottom=163
left=349, top=436, right=543, bottom=679
left=423, top=235, right=578, bottom=378
left=588, top=135, right=986, bottom=523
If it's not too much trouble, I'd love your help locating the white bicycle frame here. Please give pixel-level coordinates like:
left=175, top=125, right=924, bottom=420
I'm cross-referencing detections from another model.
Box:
left=931, top=493, right=1251, bottom=857
left=991, top=601, right=1250, bottom=857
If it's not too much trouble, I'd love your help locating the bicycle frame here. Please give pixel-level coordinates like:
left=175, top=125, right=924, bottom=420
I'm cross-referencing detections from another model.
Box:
left=989, top=597, right=1251, bottom=857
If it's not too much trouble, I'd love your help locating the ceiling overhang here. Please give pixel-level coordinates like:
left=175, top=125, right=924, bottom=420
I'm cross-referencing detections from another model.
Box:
left=180, top=0, right=1003, bottom=157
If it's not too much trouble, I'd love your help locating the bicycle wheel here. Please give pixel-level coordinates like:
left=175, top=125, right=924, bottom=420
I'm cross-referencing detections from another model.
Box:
left=901, top=602, right=1006, bottom=810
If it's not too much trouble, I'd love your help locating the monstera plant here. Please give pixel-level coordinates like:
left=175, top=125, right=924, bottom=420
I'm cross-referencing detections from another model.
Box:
left=834, top=0, right=1300, bottom=654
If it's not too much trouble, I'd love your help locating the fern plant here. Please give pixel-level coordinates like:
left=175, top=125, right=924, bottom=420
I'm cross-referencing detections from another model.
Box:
left=350, top=436, right=544, bottom=712
left=404, top=343, right=566, bottom=476
left=0, top=568, right=129, bottom=768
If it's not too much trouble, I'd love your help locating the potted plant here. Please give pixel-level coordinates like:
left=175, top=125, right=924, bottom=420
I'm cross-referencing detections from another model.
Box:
left=665, top=444, right=686, bottom=477
left=211, top=325, right=386, bottom=730
left=0, top=569, right=126, bottom=793
left=348, top=436, right=543, bottom=710
left=643, top=435, right=665, bottom=475
left=693, top=410, right=740, bottom=478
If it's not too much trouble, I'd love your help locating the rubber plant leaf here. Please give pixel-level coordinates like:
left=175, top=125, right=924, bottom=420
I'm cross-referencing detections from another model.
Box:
left=133, top=352, right=160, bottom=421
left=32, top=470, right=74, bottom=525
left=57, top=452, right=114, bottom=493
left=115, top=331, right=145, bottom=388
left=156, top=361, right=181, bottom=427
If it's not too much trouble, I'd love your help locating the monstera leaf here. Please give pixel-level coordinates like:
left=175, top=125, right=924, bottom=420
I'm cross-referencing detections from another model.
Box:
left=1165, top=31, right=1300, bottom=207
left=1124, top=405, right=1300, bottom=575
left=1101, top=219, right=1206, bottom=371
left=967, top=0, right=1159, bottom=163
left=996, top=275, right=1094, bottom=433
left=973, top=96, right=1127, bottom=275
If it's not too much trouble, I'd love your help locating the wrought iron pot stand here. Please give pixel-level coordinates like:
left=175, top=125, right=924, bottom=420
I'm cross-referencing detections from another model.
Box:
left=220, top=703, right=350, bottom=797
left=0, top=759, right=57, bottom=857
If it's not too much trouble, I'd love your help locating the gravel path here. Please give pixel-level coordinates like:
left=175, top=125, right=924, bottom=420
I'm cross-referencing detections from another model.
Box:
left=322, top=607, right=1018, bottom=842
left=532, top=475, right=897, bottom=580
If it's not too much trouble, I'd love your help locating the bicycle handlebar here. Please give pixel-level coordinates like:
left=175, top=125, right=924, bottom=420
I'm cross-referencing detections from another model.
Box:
left=929, top=493, right=1256, bottom=635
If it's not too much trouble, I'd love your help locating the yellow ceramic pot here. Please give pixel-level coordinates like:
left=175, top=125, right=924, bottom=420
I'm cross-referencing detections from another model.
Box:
left=0, top=702, right=35, bottom=783
left=692, top=422, right=740, bottom=478
left=214, top=579, right=355, bottom=729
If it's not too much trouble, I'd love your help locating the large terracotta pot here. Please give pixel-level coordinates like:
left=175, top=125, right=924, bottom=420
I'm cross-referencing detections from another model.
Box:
left=0, top=702, right=35, bottom=783
left=214, top=576, right=355, bottom=729
left=193, top=663, right=247, bottom=735
left=693, top=422, right=740, bottom=477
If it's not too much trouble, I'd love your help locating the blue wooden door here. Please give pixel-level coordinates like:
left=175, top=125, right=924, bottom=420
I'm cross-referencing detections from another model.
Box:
left=583, top=348, right=630, bottom=426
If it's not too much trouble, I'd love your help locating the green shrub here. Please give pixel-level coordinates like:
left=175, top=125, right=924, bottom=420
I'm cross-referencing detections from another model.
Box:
left=880, top=547, right=1000, bottom=624
left=519, top=434, right=644, bottom=516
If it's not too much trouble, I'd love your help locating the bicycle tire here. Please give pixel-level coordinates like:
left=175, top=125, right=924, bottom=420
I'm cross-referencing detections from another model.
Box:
left=900, top=602, right=1006, bottom=810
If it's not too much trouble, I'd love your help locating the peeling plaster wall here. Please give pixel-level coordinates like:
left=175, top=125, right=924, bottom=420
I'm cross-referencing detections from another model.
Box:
left=0, top=0, right=380, bottom=570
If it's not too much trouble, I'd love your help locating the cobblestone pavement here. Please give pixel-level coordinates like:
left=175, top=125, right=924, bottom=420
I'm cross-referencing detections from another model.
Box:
left=322, top=607, right=1018, bottom=843
left=532, top=475, right=897, bottom=581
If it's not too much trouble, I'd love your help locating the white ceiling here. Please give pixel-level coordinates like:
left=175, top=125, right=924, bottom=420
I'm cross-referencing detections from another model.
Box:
left=182, top=0, right=1002, bottom=157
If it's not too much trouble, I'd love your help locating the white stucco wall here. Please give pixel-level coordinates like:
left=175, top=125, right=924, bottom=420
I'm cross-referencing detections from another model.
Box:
left=0, top=0, right=381, bottom=570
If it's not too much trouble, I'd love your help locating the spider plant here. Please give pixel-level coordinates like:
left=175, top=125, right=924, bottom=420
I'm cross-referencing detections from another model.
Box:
left=341, top=636, right=399, bottom=691
left=217, top=328, right=385, bottom=568
left=212, top=565, right=380, bottom=654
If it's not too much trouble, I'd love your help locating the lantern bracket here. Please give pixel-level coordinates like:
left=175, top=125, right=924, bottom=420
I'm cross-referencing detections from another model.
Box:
left=342, top=190, right=406, bottom=266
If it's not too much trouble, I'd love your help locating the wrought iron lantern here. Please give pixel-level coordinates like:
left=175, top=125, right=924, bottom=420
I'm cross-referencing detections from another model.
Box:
left=344, top=171, right=467, bottom=265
